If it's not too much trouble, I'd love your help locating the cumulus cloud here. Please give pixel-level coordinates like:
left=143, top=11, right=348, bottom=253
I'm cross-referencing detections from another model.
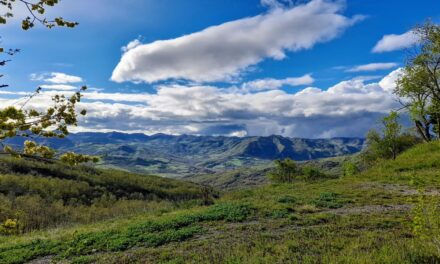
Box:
left=372, top=30, right=418, bottom=53
left=31, top=72, right=83, bottom=84
left=111, top=0, right=362, bottom=84
left=378, top=68, right=403, bottom=92
left=1, top=70, right=402, bottom=138
left=241, top=74, right=314, bottom=92
left=121, top=39, right=142, bottom=53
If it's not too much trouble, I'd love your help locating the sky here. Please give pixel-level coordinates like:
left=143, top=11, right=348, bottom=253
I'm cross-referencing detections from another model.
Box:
left=0, top=0, right=439, bottom=138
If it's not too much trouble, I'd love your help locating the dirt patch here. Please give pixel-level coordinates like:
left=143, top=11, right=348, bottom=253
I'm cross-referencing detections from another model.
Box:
left=27, top=256, right=55, bottom=264
left=360, top=183, right=440, bottom=196
left=325, top=204, right=412, bottom=215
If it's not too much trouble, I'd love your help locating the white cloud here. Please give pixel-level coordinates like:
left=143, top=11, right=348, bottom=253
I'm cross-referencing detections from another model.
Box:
left=31, top=72, right=83, bottom=84
left=121, top=39, right=142, bottom=53
left=346, top=63, right=398, bottom=72
left=45, top=72, right=83, bottom=84
left=1, top=70, right=401, bottom=138
left=40, top=84, right=78, bottom=91
left=111, top=0, right=362, bottom=84
left=241, top=74, right=314, bottom=92
left=372, top=30, right=418, bottom=53
left=260, top=0, right=293, bottom=9
left=378, top=68, right=403, bottom=93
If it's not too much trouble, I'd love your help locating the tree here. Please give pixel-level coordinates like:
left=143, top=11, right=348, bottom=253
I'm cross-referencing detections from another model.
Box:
left=0, top=0, right=98, bottom=164
left=362, top=112, right=418, bottom=162
left=1, top=0, right=78, bottom=87
left=396, top=22, right=440, bottom=141
left=0, top=0, right=78, bottom=31
left=268, top=158, right=298, bottom=183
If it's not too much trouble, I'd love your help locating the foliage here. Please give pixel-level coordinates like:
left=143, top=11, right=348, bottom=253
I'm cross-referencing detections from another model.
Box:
left=342, top=162, right=359, bottom=177
left=362, top=112, right=418, bottom=162
left=268, top=159, right=330, bottom=183
left=0, top=219, right=19, bottom=235
left=267, top=158, right=298, bottom=183
left=0, top=0, right=97, bottom=165
left=60, top=152, right=100, bottom=166
left=0, top=84, right=99, bottom=165
left=301, top=165, right=327, bottom=181
left=0, top=0, right=78, bottom=31
left=395, top=22, right=440, bottom=141
left=0, top=157, right=217, bottom=233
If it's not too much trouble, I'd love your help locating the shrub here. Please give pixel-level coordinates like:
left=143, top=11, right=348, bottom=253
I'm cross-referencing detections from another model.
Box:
left=301, top=166, right=327, bottom=181
left=0, top=219, right=19, bottom=235
left=342, top=162, right=359, bottom=177
left=362, top=112, right=419, bottom=163
left=267, top=158, right=298, bottom=183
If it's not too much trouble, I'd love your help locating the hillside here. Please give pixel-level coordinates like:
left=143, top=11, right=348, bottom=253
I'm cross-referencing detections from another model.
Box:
left=1, top=142, right=439, bottom=263
left=185, top=155, right=358, bottom=190
left=0, top=157, right=215, bottom=233
left=6, top=132, right=365, bottom=177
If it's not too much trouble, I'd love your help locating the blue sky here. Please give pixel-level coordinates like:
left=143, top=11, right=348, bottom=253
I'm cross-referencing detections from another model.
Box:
left=0, top=0, right=438, bottom=137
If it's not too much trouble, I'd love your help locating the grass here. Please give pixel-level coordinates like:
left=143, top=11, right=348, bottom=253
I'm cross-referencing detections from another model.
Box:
left=0, top=203, right=252, bottom=264
left=0, top=142, right=440, bottom=263
left=0, top=156, right=216, bottom=233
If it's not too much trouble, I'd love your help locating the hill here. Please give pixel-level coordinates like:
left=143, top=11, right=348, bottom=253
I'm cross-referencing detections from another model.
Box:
left=1, top=142, right=439, bottom=263
left=7, top=132, right=365, bottom=177
left=0, top=156, right=215, bottom=233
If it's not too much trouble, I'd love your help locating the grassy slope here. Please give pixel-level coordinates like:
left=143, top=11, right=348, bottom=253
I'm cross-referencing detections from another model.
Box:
left=0, top=157, right=215, bottom=234
left=1, top=142, right=440, bottom=263
left=0, top=157, right=210, bottom=201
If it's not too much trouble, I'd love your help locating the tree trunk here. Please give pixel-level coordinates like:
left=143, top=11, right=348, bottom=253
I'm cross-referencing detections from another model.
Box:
left=415, top=121, right=431, bottom=142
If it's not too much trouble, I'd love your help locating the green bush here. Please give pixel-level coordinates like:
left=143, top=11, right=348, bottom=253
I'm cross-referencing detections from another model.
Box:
left=301, top=166, right=327, bottom=181
left=267, top=158, right=298, bottom=183
left=0, top=219, right=19, bottom=235
left=342, top=162, right=359, bottom=177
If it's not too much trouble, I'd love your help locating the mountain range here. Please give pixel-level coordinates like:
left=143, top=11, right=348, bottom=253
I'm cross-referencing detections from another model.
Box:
left=6, top=132, right=365, bottom=177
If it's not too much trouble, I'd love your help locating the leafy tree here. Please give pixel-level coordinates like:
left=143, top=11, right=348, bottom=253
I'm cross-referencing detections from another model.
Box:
left=268, top=158, right=298, bottom=183
left=362, top=112, right=418, bottom=162
left=0, top=0, right=98, bottom=164
left=396, top=22, right=440, bottom=141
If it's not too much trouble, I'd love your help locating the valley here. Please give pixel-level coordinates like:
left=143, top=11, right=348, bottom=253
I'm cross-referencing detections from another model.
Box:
left=6, top=132, right=364, bottom=178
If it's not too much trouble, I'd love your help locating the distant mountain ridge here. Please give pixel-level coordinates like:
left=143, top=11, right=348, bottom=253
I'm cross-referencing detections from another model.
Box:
left=6, top=132, right=365, bottom=177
